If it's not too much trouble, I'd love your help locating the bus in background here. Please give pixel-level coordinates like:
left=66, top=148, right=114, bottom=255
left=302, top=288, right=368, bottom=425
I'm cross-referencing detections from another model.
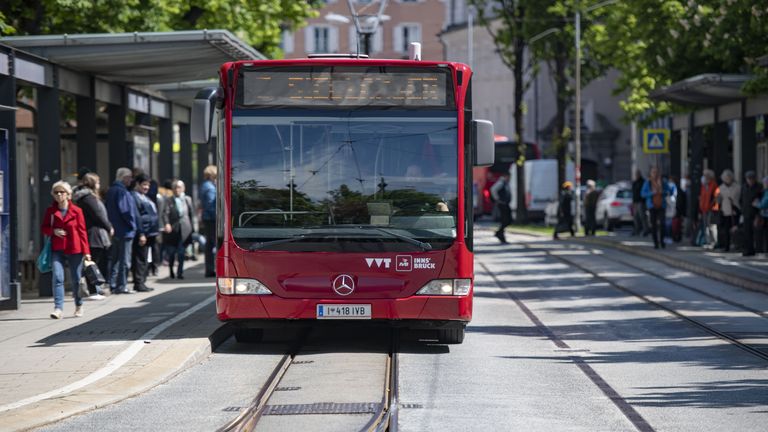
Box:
left=472, top=135, right=541, bottom=218
left=191, top=50, right=494, bottom=344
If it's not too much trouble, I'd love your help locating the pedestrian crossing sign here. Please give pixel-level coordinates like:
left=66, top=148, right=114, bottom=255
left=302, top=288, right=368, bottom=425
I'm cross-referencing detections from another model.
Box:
left=643, top=129, right=669, bottom=154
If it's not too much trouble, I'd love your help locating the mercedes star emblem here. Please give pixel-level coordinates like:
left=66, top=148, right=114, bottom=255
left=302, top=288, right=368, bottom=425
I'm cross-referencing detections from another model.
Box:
left=332, top=274, right=355, bottom=296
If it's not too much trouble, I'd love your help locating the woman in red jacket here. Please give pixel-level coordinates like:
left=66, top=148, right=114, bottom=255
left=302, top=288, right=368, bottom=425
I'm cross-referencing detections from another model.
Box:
left=41, top=181, right=91, bottom=319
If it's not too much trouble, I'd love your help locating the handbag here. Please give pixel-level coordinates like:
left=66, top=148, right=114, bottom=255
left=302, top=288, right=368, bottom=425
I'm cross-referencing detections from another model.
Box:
left=83, top=259, right=107, bottom=286
left=36, top=237, right=52, bottom=273
left=36, top=214, right=54, bottom=273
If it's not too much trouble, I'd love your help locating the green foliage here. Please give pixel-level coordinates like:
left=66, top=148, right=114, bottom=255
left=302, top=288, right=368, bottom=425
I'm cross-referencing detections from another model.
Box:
left=585, top=0, right=768, bottom=120
left=0, top=0, right=321, bottom=58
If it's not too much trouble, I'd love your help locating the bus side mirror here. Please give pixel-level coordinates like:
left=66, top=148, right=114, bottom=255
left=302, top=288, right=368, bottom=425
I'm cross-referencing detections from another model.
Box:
left=472, top=119, right=494, bottom=166
left=191, top=87, right=222, bottom=144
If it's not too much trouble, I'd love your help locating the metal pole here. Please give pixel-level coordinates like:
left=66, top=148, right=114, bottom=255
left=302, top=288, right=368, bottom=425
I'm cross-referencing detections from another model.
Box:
left=574, top=8, right=582, bottom=234
left=468, top=11, right=473, bottom=69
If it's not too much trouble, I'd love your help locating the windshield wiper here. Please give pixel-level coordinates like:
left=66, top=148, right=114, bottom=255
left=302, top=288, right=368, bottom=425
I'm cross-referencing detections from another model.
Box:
left=358, top=226, right=432, bottom=251
left=249, top=235, right=307, bottom=251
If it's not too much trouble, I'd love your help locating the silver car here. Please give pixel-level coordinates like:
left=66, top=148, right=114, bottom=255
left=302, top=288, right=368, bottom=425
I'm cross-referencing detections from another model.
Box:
left=595, top=182, right=633, bottom=230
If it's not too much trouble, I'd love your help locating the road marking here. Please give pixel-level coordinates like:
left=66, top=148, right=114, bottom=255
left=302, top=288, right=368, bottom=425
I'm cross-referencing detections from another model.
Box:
left=0, top=295, right=215, bottom=414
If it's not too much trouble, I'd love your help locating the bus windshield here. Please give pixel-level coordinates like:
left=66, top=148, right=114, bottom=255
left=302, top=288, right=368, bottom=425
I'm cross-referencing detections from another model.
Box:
left=230, top=111, right=458, bottom=252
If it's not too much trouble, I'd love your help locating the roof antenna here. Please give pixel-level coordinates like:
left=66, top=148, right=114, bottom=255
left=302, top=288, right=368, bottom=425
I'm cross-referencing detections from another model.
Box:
left=408, top=42, right=421, bottom=61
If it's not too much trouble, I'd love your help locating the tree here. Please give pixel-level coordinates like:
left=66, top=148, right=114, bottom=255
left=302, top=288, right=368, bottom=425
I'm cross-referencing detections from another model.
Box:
left=0, top=0, right=321, bottom=58
left=585, top=0, right=768, bottom=121
left=470, top=0, right=531, bottom=223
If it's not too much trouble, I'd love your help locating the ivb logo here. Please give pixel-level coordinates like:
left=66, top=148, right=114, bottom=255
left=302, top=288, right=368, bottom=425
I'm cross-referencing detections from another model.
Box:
left=396, top=255, right=412, bottom=272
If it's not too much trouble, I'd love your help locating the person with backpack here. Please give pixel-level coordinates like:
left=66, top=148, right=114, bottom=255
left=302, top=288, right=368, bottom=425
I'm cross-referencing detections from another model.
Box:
left=490, top=173, right=512, bottom=243
left=131, top=173, right=159, bottom=292
left=641, top=166, right=673, bottom=249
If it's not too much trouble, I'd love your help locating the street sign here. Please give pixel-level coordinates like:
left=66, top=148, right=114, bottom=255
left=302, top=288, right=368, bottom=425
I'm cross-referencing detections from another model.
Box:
left=643, top=128, right=669, bottom=154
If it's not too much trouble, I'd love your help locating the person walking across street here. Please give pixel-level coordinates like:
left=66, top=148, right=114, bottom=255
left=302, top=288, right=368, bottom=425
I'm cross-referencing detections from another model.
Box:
left=161, top=179, right=196, bottom=279
left=641, top=166, right=673, bottom=249
left=554, top=181, right=575, bottom=240
left=740, top=171, right=764, bottom=257
left=632, top=169, right=649, bottom=236
left=699, top=169, right=720, bottom=249
left=131, top=173, right=159, bottom=292
left=42, top=181, right=91, bottom=318
left=105, top=167, right=137, bottom=294
left=716, top=169, right=740, bottom=252
left=490, top=173, right=511, bottom=244
left=583, top=179, right=599, bottom=236
left=200, top=165, right=217, bottom=277
left=72, top=173, right=112, bottom=299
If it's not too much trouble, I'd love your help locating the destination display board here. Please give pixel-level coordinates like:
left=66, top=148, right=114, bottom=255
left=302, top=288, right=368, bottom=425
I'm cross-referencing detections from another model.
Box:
left=240, top=67, right=453, bottom=107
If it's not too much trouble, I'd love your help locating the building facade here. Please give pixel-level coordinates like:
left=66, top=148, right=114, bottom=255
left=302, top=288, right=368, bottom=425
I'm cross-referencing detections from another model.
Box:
left=440, top=1, right=633, bottom=184
left=282, top=0, right=449, bottom=61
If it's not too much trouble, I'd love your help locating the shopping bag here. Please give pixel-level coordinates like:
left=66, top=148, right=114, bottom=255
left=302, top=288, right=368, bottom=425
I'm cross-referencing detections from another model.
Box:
left=36, top=237, right=52, bottom=273
left=83, top=259, right=107, bottom=286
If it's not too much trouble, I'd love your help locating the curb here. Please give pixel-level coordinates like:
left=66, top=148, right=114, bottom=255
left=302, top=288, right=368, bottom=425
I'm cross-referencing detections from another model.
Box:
left=5, top=322, right=233, bottom=432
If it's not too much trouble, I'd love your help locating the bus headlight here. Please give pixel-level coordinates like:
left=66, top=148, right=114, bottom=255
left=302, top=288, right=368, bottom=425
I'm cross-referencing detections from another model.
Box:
left=416, top=279, right=472, bottom=296
left=217, top=278, right=272, bottom=295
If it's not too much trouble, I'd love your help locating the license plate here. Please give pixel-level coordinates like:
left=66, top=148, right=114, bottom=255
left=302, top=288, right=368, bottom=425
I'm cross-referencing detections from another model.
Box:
left=316, top=304, right=371, bottom=319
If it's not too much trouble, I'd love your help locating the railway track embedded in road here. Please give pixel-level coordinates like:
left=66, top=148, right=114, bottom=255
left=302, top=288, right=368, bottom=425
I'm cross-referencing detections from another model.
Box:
left=504, top=233, right=768, bottom=364
left=218, top=330, right=399, bottom=432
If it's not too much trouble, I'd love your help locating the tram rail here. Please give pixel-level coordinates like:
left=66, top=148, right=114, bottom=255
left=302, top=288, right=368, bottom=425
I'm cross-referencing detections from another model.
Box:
left=499, top=232, right=768, bottom=364
left=218, top=331, right=399, bottom=432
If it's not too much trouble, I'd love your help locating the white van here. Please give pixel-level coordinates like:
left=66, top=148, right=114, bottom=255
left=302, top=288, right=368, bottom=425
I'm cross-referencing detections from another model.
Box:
left=510, top=159, right=574, bottom=221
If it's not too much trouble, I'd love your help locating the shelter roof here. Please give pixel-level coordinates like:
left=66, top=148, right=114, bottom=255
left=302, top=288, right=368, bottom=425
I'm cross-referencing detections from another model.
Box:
left=0, top=30, right=264, bottom=85
left=649, top=74, right=750, bottom=106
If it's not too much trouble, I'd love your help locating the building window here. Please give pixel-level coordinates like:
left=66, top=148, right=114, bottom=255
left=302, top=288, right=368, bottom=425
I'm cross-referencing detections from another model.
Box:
left=393, top=23, right=421, bottom=54
left=305, top=25, right=338, bottom=53
left=281, top=30, right=294, bottom=54
left=315, top=27, right=330, bottom=52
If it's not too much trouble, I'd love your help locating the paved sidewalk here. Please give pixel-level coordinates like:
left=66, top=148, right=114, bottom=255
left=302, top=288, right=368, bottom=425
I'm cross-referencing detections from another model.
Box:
left=503, top=225, right=768, bottom=294
left=0, top=261, right=230, bottom=432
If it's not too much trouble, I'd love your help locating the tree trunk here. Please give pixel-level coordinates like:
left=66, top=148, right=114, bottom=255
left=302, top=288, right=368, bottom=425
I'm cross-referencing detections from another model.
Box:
left=513, top=18, right=527, bottom=224
left=553, top=45, right=569, bottom=190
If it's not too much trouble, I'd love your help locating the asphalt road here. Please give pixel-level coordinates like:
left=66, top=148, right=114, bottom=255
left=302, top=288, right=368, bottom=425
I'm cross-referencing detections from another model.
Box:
left=38, top=230, right=768, bottom=431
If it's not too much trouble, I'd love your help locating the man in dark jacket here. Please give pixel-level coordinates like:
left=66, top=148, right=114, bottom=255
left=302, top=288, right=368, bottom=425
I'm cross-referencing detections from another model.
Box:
left=554, top=182, right=575, bottom=240
left=131, top=173, right=159, bottom=292
left=106, top=167, right=137, bottom=294
left=583, top=179, right=599, bottom=236
left=741, top=171, right=764, bottom=256
left=490, top=173, right=511, bottom=243
left=200, top=165, right=217, bottom=277
left=632, top=169, right=649, bottom=236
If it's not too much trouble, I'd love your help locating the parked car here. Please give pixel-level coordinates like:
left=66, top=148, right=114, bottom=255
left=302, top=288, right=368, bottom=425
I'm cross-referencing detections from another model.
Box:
left=595, top=182, right=633, bottom=230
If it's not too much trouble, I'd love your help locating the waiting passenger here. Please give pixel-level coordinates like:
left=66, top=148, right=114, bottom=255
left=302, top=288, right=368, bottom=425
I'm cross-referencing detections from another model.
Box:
left=161, top=180, right=196, bottom=279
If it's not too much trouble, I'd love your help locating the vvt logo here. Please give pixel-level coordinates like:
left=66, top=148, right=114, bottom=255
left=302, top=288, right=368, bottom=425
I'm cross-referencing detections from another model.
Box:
left=365, top=258, right=391, bottom=269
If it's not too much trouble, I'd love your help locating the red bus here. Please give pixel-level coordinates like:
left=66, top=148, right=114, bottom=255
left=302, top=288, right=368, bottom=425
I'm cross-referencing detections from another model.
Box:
left=191, top=56, right=494, bottom=344
left=472, top=136, right=541, bottom=216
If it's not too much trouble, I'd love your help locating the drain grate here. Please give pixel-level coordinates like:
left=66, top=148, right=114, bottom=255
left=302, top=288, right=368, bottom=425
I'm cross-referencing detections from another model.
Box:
left=400, top=403, right=423, bottom=409
left=275, top=386, right=302, bottom=392
left=292, top=360, right=314, bottom=364
left=263, top=402, right=381, bottom=415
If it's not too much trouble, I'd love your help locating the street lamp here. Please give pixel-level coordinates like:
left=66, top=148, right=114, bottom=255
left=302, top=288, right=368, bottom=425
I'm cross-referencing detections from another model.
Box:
left=574, top=0, right=617, bottom=234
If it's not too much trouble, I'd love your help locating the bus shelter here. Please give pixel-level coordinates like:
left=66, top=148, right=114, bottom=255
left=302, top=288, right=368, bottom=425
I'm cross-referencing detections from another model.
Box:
left=0, top=30, right=263, bottom=309
left=649, top=72, right=768, bottom=241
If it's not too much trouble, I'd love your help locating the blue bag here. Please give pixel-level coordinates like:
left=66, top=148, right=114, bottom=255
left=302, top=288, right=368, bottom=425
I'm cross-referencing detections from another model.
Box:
left=37, top=237, right=52, bottom=273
